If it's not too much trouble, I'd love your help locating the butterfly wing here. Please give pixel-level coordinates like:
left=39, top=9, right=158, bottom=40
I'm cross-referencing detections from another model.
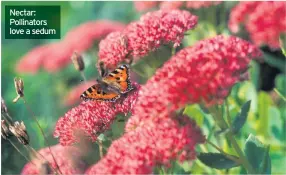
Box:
left=80, top=84, right=120, bottom=102
left=102, top=65, right=133, bottom=93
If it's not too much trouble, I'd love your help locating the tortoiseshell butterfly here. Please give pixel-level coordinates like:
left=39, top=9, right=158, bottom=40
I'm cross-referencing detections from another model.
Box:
left=80, top=64, right=133, bottom=102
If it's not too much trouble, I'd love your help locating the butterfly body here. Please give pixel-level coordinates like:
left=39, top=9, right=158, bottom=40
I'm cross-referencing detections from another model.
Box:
left=80, top=64, right=133, bottom=102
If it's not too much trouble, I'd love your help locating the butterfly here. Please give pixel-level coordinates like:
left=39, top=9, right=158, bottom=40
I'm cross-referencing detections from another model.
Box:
left=80, top=64, right=133, bottom=102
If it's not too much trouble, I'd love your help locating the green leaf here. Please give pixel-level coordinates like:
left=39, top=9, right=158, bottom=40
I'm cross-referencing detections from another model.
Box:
left=183, top=104, right=204, bottom=127
left=249, top=61, right=260, bottom=90
left=280, top=34, right=286, bottom=57
left=260, top=145, right=271, bottom=174
left=231, top=100, right=251, bottom=134
left=262, top=51, right=286, bottom=72
left=256, top=92, right=272, bottom=137
left=170, top=161, right=190, bottom=174
left=275, top=74, right=286, bottom=97
left=238, top=82, right=258, bottom=113
left=244, top=134, right=271, bottom=174
left=269, top=106, right=283, bottom=140
left=197, top=152, right=240, bottom=169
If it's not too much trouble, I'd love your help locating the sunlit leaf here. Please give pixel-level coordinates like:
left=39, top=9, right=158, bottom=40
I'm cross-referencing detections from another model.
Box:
left=256, top=92, right=272, bottom=137
left=269, top=106, right=283, bottom=140
left=238, top=82, right=258, bottom=113
left=280, top=34, right=286, bottom=57
left=183, top=104, right=204, bottom=127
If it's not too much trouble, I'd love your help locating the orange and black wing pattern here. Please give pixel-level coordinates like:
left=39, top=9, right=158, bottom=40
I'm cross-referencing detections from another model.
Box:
left=80, top=84, right=120, bottom=102
left=102, top=65, right=133, bottom=93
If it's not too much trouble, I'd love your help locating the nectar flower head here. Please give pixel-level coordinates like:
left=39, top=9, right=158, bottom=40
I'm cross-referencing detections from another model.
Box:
left=21, top=144, right=87, bottom=174
left=126, top=35, right=262, bottom=127
left=86, top=115, right=204, bottom=174
left=98, top=10, right=198, bottom=68
left=134, top=1, right=158, bottom=12
left=185, top=1, right=221, bottom=9
left=160, top=1, right=184, bottom=10
left=62, top=20, right=126, bottom=53
left=54, top=82, right=140, bottom=146
left=229, top=1, right=286, bottom=48
left=16, top=20, right=125, bottom=74
left=160, top=1, right=221, bottom=10
left=98, top=32, right=130, bottom=69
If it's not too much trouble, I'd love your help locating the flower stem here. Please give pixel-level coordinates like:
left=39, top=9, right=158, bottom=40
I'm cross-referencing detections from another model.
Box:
left=225, top=100, right=232, bottom=126
left=98, top=139, right=104, bottom=158
left=172, top=47, right=176, bottom=55
left=274, top=88, right=286, bottom=101
left=206, top=139, right=241, bottom=164
left=210, top=106, right=256, bottom=174
left=21, top=98, right=62, bottom=174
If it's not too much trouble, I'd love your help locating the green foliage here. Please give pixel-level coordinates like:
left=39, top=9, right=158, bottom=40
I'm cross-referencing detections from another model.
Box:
left=244, top=135, right=271, bottom=174
left=183, top=104, right=205, bottom=127
left=198, top=153, right=240, bottom=169
left=231, top=100, right=251, bottom=134
left=1, top=1, right=285, bottom=174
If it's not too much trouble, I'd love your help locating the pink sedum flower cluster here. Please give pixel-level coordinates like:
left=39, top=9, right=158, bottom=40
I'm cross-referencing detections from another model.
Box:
left=98, top=10, right=198, bottom=68
left=134, top=1, right=221, bottom=12
left=21, top=144, right=87, bottom=174
left=160, top=1, right=221, bottom=10
left=54, top=83, right=140, bottom=146
left=16, top=20, right=125, bottom=74
left=229, top=1, right=286, bottom=49
left=86, top=115, right=204, bottom=174
left=126, top=35, right=262, bottom=129
left=134, top=1, right=158, bottom=12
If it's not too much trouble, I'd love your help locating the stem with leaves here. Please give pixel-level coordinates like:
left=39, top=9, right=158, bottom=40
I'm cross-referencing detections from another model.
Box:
left=210, top=106, right=256, bottom=174
left=206, top=140, right=241, bottom=164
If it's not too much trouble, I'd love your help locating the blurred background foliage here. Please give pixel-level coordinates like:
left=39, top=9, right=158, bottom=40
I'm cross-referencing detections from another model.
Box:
left=1, top=1, right=285, bottom=174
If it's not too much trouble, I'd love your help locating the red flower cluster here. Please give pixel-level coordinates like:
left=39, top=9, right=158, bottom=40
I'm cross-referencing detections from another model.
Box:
left=16, top=20, right=125, bottom=74
left=229, top=2, right=286, bottom=49
left=64, top=80, right=96, bottom=106
left=86, top=115, right=204, bottom=174
left=160, top=1, right=221, bottom=10
left=98, top=10, right=198, bottom=68
left=126, top=35, right=262, bottom=128
left=21, top=144, right=87, bottom=174
left=54, top=83, right=140, bottom=146
left=134, top=1, right=158, bottom=12
left=133, top=1, right=221, bottom=12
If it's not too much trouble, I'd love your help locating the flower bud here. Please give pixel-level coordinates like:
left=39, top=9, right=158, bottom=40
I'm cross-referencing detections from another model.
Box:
left=14, top=77, right=24, bottom=97
left=13, top=77, right=24, bottom=103
left=9, top=121, right=29, bottom=145
left=71, top=52, right=85, bottom=71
